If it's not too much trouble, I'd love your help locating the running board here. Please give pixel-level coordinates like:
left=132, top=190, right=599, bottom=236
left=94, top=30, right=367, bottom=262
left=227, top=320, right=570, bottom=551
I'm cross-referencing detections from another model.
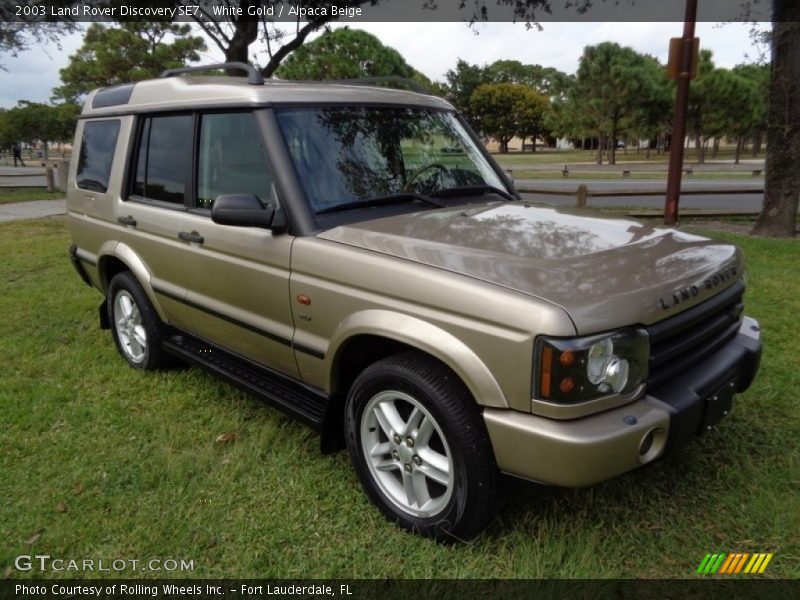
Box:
left=163, top=333, right=329, bottom=431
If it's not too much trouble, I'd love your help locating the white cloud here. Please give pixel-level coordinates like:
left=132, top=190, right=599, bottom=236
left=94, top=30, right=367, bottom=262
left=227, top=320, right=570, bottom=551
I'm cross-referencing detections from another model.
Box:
left=0, top=21, right=764, bottom=109
left=1, top=33, right=84, bottom=108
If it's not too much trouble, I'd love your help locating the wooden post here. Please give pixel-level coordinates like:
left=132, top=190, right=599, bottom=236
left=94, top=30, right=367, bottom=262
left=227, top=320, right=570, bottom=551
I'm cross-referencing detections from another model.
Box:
left=576, top=184, right=588, bottom=208
left=57, top=159, right=69, bottom=193
left=45, top=167, right=55, bottom=192
left=664, top=0, right=699, bottom=226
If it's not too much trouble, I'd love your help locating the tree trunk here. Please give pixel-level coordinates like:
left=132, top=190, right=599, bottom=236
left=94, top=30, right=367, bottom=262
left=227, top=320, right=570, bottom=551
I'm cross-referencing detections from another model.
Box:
left=596, top=133, right=604, bottom=165
left=754, top=7, right=800, bottom=237
left=712, top=137, right=720, bottom=158
left=735, top=136, right=743, bottom=164
left=609, top=123, right=617, bottom=165
left=695, top=134, right=705, bottom=164
left=224, top=17, right=258, bottom=64
left=752, top=130, right=763, bottom=156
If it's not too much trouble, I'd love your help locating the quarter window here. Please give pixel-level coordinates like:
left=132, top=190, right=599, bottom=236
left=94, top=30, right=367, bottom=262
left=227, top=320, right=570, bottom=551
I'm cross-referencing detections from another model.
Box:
left=76, top=120, right=120, bottom=193
left=196, top=112, right=276, bottom=209
left=132, top=115, right=192, bottom=204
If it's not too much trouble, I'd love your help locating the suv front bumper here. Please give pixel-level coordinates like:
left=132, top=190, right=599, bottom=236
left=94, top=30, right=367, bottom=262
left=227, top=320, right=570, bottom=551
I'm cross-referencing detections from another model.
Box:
left=484, top=317, right=762, bottom=488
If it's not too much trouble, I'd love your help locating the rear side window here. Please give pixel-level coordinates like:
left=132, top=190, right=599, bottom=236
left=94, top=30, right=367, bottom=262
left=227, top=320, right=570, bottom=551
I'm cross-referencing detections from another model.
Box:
left=132, top=115, right=192, bottom=204
left=76, top=120, right=120, bottom=193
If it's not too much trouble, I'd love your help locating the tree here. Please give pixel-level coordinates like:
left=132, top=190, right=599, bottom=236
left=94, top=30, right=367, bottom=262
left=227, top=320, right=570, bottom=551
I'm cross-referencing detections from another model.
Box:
left=0, top=2, right=80, bottom=69
left=733, top=63, right=769, bottom=156
left=558, top=43, right=660, bottom=164
left=189, top=0, right=373, bottom=77
left=443, top=59, right=492, bottom=123
left=275, top=28, right=416, bottom=81
left=703, top=69, right=760, bottom=164
left=52, top=22, right=206, bottom=102
left=3, top=101, right=76, bottom=160
left=0, top=109, right=16, bottom=151
left=443, top=58, right=567, bottom=138
left=753, top=2, right=800, bottom=237
left=513, top=87, right=549, bottom=152
left=686, top=50, right=718, bottom=164
left=470, top=82, right=547, bottom=153
left=485, top=59, right=571, bottom=96
left=627, top=55, right=673, bottom=157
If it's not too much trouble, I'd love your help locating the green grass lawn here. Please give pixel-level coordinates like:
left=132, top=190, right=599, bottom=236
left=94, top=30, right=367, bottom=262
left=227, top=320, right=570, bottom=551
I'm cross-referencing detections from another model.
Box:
left=1, top=219, right=797, bottom=579
left=0, top=187, right=64, bottom=204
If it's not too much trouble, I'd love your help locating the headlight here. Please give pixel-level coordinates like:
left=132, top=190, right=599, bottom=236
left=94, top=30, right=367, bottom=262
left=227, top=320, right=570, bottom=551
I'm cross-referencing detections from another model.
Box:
left=534, top=329, right=649, bottom=404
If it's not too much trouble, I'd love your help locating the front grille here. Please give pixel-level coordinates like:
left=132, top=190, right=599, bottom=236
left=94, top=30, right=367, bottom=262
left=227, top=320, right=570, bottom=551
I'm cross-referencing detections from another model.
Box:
left=646, top=281, right=744, bottom=388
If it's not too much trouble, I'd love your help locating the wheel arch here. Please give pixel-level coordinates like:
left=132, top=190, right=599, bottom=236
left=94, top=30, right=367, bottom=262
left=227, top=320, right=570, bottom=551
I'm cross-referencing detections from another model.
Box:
left=326, top=310, right=509, bottom=410
left=96, top=242, right=167, bottom=323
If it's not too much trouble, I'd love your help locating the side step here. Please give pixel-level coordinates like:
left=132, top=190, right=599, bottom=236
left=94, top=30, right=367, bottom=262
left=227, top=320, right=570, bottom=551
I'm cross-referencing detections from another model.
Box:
left=163, top=333, right=329, bottom=431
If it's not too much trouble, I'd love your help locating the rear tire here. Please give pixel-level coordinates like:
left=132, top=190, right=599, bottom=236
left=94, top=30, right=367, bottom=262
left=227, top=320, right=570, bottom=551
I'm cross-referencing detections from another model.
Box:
left=107, top=272, right=171, bottom=370
left=344, top=352, right=501, bottom=542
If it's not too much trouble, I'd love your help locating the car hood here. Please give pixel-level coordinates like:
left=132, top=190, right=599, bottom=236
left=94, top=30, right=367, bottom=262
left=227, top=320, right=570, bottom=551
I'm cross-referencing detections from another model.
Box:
left=317, top=202, right=743, bottom=334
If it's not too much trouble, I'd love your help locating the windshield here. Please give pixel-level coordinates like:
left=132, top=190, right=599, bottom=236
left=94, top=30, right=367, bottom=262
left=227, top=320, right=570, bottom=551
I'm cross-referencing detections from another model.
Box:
left=274, top=106, right=508, bottom=214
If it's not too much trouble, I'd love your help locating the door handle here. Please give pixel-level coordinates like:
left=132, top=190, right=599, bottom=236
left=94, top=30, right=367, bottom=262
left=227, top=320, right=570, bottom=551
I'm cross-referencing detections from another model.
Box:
left=117, top=215, right=137, bottom=227
left=178, top=230, right=204, bottom=244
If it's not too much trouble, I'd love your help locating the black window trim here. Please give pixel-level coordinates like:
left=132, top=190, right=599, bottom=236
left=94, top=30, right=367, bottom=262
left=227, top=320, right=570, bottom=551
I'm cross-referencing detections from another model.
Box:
left=190, top=108, right=279, bottom=216
left=124, top=111, right=195, bottom=210
left=126, top=108, right=284, bottom=219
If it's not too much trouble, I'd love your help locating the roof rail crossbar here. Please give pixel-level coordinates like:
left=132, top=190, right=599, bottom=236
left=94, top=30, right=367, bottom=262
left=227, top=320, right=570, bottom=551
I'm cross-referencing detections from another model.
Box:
left=324, top=76, right=430, bottom=94
left=160, top=62, right=264, bottom=86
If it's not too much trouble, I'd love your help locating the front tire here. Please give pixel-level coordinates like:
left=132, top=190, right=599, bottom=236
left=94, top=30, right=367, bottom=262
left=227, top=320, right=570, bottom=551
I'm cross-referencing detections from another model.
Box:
left=107, top=272, right=170, bottom=370
left=345, top=352, right=501, bottom=542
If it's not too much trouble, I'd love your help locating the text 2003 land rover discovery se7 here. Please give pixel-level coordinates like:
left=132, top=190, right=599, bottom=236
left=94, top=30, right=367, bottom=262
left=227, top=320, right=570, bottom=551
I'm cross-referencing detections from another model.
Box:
left=67, top=63, right=761, bottom=541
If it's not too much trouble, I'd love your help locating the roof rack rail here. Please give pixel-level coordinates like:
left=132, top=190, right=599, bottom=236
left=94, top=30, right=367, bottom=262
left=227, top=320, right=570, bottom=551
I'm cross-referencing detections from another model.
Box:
left=160, top=62, right=264, bottom=86
left=323, top=76, right=431, bottom=94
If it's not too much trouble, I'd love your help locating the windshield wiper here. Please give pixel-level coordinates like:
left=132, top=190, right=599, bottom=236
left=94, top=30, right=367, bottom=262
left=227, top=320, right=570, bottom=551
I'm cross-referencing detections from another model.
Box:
left=430, top=185, right=517, bottom=203
left=316, top=192, right=444, bottom=215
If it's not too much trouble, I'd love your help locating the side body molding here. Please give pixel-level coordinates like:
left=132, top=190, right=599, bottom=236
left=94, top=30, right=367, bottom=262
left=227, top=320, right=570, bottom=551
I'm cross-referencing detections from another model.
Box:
left=325, top=309, right=509, bottom=409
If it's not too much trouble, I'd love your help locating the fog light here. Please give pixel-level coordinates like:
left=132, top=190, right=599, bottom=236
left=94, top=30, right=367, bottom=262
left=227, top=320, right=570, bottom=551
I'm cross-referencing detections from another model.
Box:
left=638, top=427, right=666, bottom=464
left=639, top=430, right=654, bottom=456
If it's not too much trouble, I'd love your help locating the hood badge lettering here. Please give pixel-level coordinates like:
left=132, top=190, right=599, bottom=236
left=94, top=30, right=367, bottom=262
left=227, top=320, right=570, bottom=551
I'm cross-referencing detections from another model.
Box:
left=659, top=266, right=738, bottom=310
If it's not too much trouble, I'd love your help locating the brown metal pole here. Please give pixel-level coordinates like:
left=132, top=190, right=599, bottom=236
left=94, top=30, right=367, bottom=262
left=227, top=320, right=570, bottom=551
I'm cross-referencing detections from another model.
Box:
left=664, top=0, right=699, bottom=226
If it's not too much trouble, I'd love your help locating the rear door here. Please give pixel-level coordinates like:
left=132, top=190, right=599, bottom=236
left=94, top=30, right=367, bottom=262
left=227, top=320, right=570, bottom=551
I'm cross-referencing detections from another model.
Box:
left=121, top=113, right=195, bottom=331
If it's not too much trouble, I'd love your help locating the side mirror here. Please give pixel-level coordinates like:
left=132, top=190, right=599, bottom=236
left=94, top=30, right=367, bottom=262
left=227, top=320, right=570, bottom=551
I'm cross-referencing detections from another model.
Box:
left=211, top=194, right=275, bottom=229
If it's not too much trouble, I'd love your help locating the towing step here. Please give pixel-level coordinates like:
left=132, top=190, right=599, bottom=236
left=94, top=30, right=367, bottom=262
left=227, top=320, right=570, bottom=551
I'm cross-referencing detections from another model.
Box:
left=163, top=333, right=328, bottom=431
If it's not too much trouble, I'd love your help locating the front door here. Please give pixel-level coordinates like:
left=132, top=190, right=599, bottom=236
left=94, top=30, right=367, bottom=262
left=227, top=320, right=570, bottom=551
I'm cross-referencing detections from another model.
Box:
left=178, top=111, right=298, bottom=378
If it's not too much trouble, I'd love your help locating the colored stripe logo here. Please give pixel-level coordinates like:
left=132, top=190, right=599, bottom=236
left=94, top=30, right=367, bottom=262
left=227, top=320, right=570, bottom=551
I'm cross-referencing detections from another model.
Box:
left=697, top=552, right=774, bottom=574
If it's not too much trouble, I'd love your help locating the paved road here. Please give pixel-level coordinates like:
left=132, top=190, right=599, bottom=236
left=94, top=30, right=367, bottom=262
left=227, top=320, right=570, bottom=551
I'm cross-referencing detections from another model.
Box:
left=514, top=178, right=764, bottom=193
left=0, top=199, right=66, bottom=223
left=520, top=192, right=763, bottom=211
left=498, top=158, right=765, bottom=173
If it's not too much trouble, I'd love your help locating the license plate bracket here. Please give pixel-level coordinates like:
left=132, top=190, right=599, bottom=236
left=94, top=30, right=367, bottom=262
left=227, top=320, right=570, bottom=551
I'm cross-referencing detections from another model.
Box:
left=699, top=376, right=737, bottom=434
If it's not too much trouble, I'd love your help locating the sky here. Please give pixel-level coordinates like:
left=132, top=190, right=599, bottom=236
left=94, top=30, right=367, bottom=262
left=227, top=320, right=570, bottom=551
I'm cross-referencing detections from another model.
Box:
left=0, top=21, right=766, bottom=109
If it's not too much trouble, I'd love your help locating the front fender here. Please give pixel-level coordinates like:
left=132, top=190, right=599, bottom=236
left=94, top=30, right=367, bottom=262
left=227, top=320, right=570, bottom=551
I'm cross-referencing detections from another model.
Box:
left=326, top=309, right=509, bottom=409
